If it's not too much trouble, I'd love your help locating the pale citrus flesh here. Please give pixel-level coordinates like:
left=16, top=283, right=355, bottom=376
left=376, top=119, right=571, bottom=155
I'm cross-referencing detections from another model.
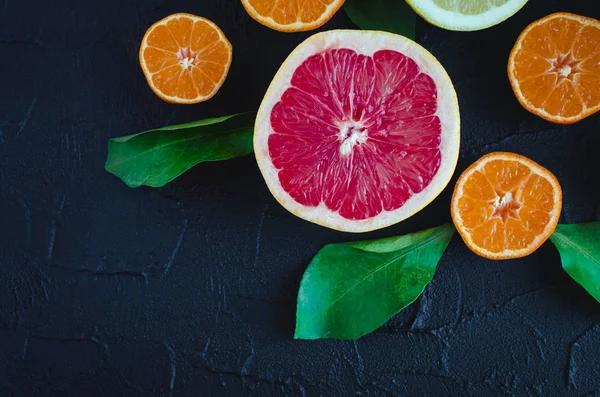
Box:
left=255, top=31, right=460, bottom=233
left=406, top=0, right=528, bottom=31
left=451, top=152, right=562, bottom=260
left=508, top=12, right=600, bottom=124
left=139, top=13, right=232, bottom=104
left=240, top=0, right=344, bottom=32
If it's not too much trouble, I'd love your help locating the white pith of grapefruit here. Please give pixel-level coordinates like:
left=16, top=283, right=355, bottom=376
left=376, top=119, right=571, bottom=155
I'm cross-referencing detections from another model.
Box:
left=255, top=30, right=460, bottom=233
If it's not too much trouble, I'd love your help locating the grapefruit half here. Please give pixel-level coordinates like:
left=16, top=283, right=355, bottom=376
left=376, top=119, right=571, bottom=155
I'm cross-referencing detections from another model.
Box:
left=255, top=30, right=460, bottom=233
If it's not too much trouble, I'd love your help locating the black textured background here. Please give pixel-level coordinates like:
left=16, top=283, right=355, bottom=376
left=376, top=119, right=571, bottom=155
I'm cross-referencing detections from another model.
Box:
left=1, top=0, right=600, bottom=396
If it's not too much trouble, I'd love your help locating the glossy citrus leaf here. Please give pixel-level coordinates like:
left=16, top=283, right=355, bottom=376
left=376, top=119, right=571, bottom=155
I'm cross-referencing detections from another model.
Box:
left=550, top=223, right=600, bottom=302
left=105, top=112, right=255, bottom=188
left=344, top=0, right=416, bottom=39
left=295, top=224, right=455, bottom=340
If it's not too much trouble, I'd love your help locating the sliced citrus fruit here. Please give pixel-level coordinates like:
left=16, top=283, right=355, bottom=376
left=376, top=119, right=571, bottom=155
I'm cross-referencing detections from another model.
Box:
left=139, top=13, right=232, bottom=104
left=451, top=152, right=562, bottom=260
left=406, top=0, right=527, bottom=31
left=240, top=0, right=344, bottom=32
left=255, top=30, right=460, bottom=233
left=508, top=12, right=600, bottom=124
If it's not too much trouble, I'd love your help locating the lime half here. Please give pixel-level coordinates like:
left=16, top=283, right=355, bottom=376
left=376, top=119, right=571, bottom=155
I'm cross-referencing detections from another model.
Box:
left=406, top=0, right=529, bottom=31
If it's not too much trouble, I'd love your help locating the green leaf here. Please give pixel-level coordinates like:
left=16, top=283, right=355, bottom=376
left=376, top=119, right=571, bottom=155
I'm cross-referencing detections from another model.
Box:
left=295, top=224, right=455, bottom=340
left=105, top=112, right=256, bottom=188
left=344, top=0, right=416, bottom=40
left=550, top=223, right=600, bottom=303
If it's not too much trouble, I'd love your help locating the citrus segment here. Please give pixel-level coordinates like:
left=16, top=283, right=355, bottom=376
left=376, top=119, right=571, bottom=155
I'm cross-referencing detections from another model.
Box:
left=508, top=12, right=600, bottom=124
left=406, top=0, right=527, bottom=31
left=255, top=30, right=460, bottom=233
left=270, top=50, right=441, bottom=220
left=139, top=13, right=232, bottom=104
left=240, top=0, right=344, bottom=32
left=451, top=152, right=562, bottom=260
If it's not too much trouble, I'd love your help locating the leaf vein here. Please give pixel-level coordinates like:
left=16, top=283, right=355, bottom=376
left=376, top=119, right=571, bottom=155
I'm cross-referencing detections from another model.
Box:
left=553, top=232, right=600, bottom=267
left=107, top=127, right=251, bottom=169
left=312, top=227, right=452, bottom=318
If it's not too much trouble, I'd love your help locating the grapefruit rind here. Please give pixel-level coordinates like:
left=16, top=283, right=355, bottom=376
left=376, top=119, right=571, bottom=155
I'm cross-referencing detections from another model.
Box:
left=240, top=0, right=345, bottom=32
left=508, top=12, right=600, bottom=124
left=255, top=30, right=460, bottom=233
left=451, top=152, right=562, bottom=260
left=406, top=0, right=528, bottom=31
left=139, top=13, right=233, bottom=105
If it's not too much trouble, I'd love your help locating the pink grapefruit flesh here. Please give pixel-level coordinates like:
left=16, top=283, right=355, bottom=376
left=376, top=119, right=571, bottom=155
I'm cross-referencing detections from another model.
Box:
left=255, top=30, right=460, bottom=232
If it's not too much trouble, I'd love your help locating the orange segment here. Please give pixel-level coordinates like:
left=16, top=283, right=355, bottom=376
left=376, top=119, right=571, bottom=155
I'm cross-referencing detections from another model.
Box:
left=544, top=17, right=583, bottom=55
left=480, top=159, right=531, bottom=193
left=191, top=21, right=223, bottom=53
left=517, top=74, right=557, bottom=108
left=191, top=66, right=218, bottom=97
left=151, top=65, right=181, bottom=96
left=511, top=51, right=553, bottom=81
left=145, top=25, right=180, bottom=52
left=574, top=74, right=600, bottom=108
left=456, top=196, right=494, bottom=229
left=508, top=12, right=600, bottom=124
left=139, top=13, right=232, bottom=104
left=505, top=218, right=537, bottom=251
left=543, top=80, right=584, bottom=118
left=470, top=219, right=506, bottom=254
left=580, top=52, right=600, bottom=74
left=240, top=0, right=344, bottom=32
left=176, top=70, right=200, bottom=100
left=518, top=174, right=556, bottom=212
left=462, top=170, right=497, bottom=201
left=165, top=17, right=194, bottom=48
left=142, top=47, right=179, bottom=73
left=518, top=208, right=552, bottom=234
left=517, top=23, right=558, bottom=59
left=451, top=152, right=562, bottom=260
left=573, top=25, right=600, bottom=60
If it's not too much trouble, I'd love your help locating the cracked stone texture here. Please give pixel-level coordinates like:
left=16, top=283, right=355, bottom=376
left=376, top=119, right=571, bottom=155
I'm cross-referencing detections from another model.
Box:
left=1, top=0, right=600, bottom=396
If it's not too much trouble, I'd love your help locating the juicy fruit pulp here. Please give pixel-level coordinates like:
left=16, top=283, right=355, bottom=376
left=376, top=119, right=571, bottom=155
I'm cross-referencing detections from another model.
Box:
left=255, top=30, right=460, bottom=232
left=241, top=0, right=344, bottom=32
left=270, top=49, right=441, bottom=220
left=406, top=0, right=527, bottom=31
left=508, top=13, right=600, bottom=124
left=452, top=153, right=562, bottom=260
left=139, top=13, right=232, bottom=104
left=433, top=0, right=511, bottom=15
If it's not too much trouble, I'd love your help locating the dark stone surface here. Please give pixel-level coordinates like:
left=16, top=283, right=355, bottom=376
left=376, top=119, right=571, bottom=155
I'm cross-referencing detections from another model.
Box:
left=1, top=0, right=600, bottom=395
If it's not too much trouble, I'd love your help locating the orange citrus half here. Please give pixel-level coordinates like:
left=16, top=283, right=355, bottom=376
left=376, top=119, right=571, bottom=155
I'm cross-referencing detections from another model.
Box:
left=240, top=0, right=344, bottom=32
left=508, top=12, right=600, bottom=124
left=139, top=13, right=232, bottom=104
left=451, top=152, right=562, bottom=260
